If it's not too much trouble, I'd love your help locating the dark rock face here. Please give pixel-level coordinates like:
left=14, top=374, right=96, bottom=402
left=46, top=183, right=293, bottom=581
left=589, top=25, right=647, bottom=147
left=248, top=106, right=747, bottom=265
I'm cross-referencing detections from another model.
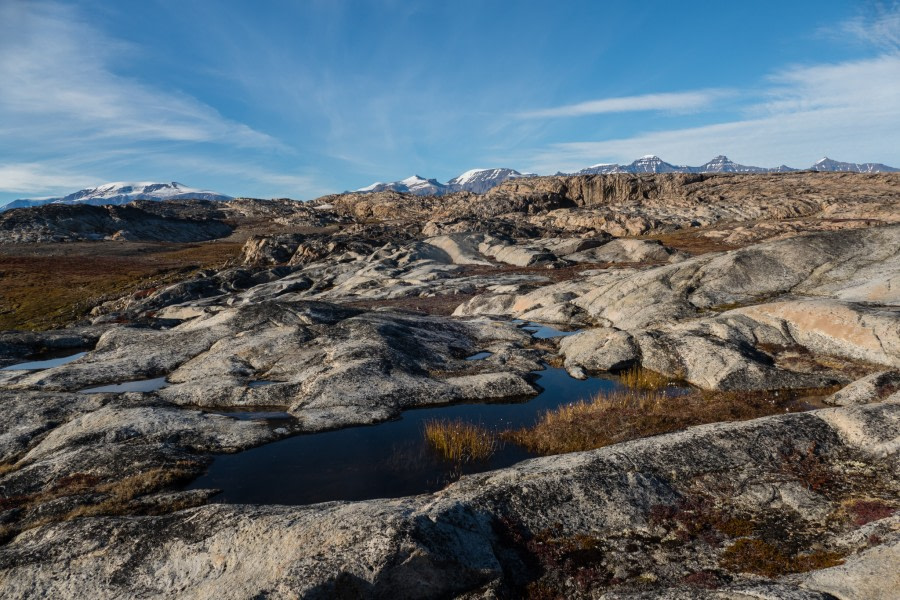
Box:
left=0, top=204, right=233, bottom=243
left=0, top=173, right=898, bottom=598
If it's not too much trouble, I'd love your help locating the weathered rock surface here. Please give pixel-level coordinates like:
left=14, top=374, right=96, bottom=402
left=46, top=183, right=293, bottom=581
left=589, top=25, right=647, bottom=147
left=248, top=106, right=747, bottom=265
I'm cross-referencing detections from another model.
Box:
left=1, top=401, right=897, bottom=599
left=2, top=173, right=900, bottom=598
left=0, top=203, right=234, bottom=243
left=825, top=370, right=900, bottom=406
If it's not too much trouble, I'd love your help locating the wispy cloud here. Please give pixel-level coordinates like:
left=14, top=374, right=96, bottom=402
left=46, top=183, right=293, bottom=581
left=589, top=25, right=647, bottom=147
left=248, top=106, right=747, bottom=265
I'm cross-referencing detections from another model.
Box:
left=840, top=2, right=900, bottom=51
left=517, top=90, right=728, bottom=119
left=0, top=162, right=99, bottom=195
left=0, top=2, right=279, bottom=150
left=521, top=54, right=900, bottom=173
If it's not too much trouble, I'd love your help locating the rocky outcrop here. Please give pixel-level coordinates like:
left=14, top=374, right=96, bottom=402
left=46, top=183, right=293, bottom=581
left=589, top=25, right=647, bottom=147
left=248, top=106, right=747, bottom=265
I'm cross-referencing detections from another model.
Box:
left=0, top=204, right=234, bottom=243
left=2, top=173, right=900, bottom=598
left=3, top=301, right=541, bottom=431
left=1, top=400, right=897, bottom=599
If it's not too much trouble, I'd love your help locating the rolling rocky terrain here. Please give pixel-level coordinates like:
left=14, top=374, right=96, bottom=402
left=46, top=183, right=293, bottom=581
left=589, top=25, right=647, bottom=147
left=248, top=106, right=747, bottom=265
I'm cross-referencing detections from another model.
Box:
left=0, top=171, right=898, bottom=599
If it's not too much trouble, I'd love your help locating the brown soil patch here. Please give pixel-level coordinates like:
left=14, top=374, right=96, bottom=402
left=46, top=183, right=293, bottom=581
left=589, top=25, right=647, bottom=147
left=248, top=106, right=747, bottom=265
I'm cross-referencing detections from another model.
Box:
left=644, top=229, right=739, bottom=255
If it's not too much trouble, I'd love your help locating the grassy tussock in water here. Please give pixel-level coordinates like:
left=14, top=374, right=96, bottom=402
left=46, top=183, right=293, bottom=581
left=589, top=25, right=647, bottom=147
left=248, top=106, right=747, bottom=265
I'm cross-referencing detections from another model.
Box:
left=424, top=419, right=497, bottom=462
left=502, top=387, right=836, bottom=456
left=617, top=366, right=678, bottom=391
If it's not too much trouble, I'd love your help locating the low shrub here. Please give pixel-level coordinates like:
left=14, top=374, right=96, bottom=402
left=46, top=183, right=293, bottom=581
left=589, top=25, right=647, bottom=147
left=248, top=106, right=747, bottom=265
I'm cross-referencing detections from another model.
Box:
left=720, top=538, right=843, bottom=577
left=844, top=499, right=896, bottom=526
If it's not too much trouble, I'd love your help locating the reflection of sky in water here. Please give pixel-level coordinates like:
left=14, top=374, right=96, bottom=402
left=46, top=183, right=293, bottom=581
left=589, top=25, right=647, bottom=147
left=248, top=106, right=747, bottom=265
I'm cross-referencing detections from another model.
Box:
left=520, top=322, right=582, bottom=339
left=187, top=366, right=621, bottom=506
left=1, top=351, right=87, bottom=371
left=79, top=377, right=169, bottom=394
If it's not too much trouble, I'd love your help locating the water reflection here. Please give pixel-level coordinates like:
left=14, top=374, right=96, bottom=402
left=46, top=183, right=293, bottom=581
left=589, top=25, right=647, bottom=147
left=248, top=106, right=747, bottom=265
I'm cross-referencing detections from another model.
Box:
left=187, top=366, right=621, bottom=505
left=78, top=377, right=169, bottom=394
left=1, top=351, right=88, bottom=371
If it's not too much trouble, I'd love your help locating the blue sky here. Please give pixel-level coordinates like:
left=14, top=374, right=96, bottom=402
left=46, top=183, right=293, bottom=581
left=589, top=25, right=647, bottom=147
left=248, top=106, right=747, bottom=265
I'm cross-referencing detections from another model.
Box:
left=1, top=0, right=899, bottom=202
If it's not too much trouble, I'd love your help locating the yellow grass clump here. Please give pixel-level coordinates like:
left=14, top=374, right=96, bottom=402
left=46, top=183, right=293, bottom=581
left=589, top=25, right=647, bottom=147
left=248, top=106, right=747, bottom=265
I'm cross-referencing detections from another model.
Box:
left=502, top=387, right=838, bottom=456
left=424, top=419, right=497, bottom=463
left=618, top=366, right=677, bottom=390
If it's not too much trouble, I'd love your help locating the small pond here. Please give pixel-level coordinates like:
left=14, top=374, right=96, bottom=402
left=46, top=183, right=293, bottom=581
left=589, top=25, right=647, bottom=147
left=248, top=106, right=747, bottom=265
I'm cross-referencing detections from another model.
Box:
left=1, top=351, right=88, bottom=371
left=79, top=377, right=170, bottom=394
left=186, top=365, right=622, bottom=505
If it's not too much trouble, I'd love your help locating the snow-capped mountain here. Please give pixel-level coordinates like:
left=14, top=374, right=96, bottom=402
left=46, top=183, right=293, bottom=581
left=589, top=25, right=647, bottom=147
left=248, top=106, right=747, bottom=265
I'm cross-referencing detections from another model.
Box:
left=809, top=157, right=899, bottom=173
left=447, top=168, right=535, bottom=193
left=627, top=155, right=681, bottom=173
left=356, top=168, right=534, bottom=196
left=574, top=163, right=623, bottom=175
left=697, top=155, right=771, bottom=173
left=571, top=155, right=896, bottom=175
left=2, top=182, right=232, bottom=211
left=574, top=155, right=683, bottom=175
left=356, top=175, right=450, bottom=196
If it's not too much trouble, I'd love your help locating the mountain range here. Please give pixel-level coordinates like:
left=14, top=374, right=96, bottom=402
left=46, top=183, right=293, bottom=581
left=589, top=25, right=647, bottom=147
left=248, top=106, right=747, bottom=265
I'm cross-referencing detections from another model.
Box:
left=355, top=168, right=535, bottom=196
left=3, top=156, right=897, bottom=211
left=1, top=182, right=232, bottom=212
left=355, top=156, right=898, bottom=197
left=570, top=155, right=899, bottom=175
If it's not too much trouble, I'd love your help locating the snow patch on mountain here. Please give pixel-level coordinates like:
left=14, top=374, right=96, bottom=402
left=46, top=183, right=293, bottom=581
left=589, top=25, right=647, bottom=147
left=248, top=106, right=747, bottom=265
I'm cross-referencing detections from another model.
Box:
left=811, top=157, right=899, bottom=173
left=572, top=155, right=897, bottom=176
left=356, top=168, right=535, bottom=196
left=2, top=182, right=232, bottom=211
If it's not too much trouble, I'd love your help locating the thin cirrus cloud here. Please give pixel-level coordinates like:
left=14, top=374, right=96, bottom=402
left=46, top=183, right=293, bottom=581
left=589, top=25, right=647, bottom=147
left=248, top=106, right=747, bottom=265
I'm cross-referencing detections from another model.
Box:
left=839, top=3, right=900, bottom=51
left=517, top=90, right=728, bottom=119
left=0, top=1, right=290, bottom=197
left=0, top=163, right=100, bottom=195
left=522, top=53, right=900, bottom=174
left=0, top=2, right=277, bottom=148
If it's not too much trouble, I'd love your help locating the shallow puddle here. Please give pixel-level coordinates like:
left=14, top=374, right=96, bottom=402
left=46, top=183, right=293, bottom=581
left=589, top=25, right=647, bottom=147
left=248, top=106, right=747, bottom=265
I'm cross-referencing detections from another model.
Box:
left=1, top=351, right=88, bottom=371
left=78, top=376, right=169, bottom=394
left=465, top=351, right=492, bottom=361
left=518, top=321, right=581, bottom=339
left=247, top=380, right=280, bottom=388
left=186, top=366, right=622, bottom=505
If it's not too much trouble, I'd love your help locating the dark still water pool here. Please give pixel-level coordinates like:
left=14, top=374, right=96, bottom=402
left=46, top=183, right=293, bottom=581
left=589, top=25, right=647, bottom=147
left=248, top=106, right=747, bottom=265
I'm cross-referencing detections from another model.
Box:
left=186, top=366, right=623, bottom=506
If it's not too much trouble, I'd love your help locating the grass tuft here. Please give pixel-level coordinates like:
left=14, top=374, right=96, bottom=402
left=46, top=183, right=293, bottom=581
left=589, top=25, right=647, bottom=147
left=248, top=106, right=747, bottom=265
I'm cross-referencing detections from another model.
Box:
left=424, top=419, right=497, bottom=463
left=618, top=366, right=677, bottom=391
left=720, top=538, right=843, bottom=576
left=502, top=387, right=838, bottom=456
left=66, top=465, right=197, bottom=518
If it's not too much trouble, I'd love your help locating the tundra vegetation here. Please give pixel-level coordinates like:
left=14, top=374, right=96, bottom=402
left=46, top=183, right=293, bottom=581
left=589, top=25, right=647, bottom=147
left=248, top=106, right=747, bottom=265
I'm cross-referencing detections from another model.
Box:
left=0, top=172, right=898, bottom=599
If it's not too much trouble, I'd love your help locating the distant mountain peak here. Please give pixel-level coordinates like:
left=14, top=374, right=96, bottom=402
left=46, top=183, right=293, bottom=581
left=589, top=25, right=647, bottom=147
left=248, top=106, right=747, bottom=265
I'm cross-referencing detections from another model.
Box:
left=2, top=182, right=232, bottom=212
left=571, top=155, right=895, bottom=176
left=356, top=167, right=535, bottom=196
left=810, top=157, right=899, bottom=173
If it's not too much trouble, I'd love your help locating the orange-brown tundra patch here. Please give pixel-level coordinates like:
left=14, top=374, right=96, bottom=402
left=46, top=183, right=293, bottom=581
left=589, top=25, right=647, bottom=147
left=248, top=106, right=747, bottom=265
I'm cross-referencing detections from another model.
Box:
left=0, top=240, right=242, bottom=330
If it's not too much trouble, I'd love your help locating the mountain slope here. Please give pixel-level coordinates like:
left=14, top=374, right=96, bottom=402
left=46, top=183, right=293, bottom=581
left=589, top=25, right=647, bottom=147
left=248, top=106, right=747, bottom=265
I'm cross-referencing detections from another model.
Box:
left=356, top=169, right=534, bottom=196
left=2, top=182, right=232, bottom=211
left=447, top=168, right=535, bottom=193
left=572, top=155, right=895, bottom=175
left=356, top=175, right=450, bottom=196
left=810, top=157, right=900, bottom=173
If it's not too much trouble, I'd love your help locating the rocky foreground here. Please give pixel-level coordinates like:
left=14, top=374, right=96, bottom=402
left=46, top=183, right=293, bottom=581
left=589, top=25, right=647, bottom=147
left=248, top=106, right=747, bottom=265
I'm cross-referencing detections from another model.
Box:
left=0, top=172, right=898, bottom=598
